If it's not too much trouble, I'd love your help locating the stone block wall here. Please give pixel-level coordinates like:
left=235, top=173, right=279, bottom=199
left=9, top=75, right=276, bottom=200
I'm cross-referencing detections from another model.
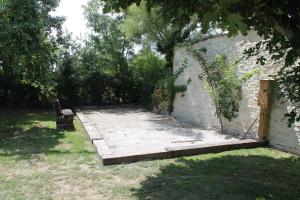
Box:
left=269, top=99, right=300, bottom=154
left=172, top=31, right=300, bottom=155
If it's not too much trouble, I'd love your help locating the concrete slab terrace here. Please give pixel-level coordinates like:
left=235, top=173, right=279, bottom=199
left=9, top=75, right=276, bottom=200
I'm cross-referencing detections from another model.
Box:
left=76, top=105, right=267, bottom=165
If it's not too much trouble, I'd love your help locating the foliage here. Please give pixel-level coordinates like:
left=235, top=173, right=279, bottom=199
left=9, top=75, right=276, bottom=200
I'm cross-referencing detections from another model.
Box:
left=0, top=0, right=195, bottom=109
left=124, top=0, right=198, bottom=110
left=0, top=0, right=64, bottom=107
left=190, top=47, right=257, bottom=132
left=101, top=0, right=300, bottom=125
left=50, top=0, right=139, bottom=107
left=152, top=58, right=189, bottom=113
left=80, top=0, right=137, bottom=104
left=54, top=34, right=80, bottom=107
left=129, top=48, right=166, bottom=105
left=124, top=0, right=197, bottom=69
left=0, top=0, right=64, bottom=85
left=65, top=0, right=186, bottom=107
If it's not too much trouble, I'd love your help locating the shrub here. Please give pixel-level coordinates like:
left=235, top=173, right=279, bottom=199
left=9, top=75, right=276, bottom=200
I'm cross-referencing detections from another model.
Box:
left=129, top=49, right=166, bottom=106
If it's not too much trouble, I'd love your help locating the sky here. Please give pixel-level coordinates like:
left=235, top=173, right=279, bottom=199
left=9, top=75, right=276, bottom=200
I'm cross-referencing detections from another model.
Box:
left=54, top=0, right=90, bottom=39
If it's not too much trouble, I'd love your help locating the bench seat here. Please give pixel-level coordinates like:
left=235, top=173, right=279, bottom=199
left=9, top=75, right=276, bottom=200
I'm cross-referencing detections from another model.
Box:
left=52, top=99, right=74, bottom=130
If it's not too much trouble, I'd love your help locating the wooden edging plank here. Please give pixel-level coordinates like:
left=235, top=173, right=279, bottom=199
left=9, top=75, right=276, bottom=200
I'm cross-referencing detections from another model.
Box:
left=166, top=139, right=268, bottom=158
left=101, top=151, right=170, bottom=166
left=100, top=139, right=268, bottom=165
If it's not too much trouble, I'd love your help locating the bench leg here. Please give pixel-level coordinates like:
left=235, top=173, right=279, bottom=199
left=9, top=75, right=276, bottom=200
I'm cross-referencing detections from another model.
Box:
left=56, top=116, right=74, bottom=130
left=56, top=122, right=75, bottom=130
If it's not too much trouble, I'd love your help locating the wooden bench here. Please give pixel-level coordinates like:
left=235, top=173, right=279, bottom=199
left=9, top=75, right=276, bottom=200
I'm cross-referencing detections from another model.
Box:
left=52, top=99, right=74, bottom=130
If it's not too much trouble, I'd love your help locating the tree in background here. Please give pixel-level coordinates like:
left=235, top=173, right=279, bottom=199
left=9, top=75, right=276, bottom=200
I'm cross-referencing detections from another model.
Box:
left=123, top=0, right=199, bottom=112
left=0, top=0, right=194, bottom=108
left=124, top=0, right=197, bottom=69
left=0, top=0, right=64, bottom=107
left=54, top=34, right=80, bottom=107
left=75, top=0, right=137, bottom=104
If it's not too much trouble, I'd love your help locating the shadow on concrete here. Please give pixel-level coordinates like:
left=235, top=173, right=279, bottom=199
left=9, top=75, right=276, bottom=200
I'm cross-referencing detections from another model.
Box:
left=146, top=114, right=239, bottom=142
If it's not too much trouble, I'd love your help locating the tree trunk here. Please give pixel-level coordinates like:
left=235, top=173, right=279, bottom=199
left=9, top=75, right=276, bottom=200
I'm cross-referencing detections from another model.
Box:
left=219, top=116, right=224, bottom=133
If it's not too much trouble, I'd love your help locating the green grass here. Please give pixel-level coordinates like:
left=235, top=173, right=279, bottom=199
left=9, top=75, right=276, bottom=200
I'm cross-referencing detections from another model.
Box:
left=0, top=109, right=299, bottom=200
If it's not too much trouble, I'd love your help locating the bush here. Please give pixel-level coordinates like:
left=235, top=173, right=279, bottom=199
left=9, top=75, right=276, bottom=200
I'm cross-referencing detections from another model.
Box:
left=129, top=49, right=166, bottom=106
left=0, top=76, right=48, bottom=108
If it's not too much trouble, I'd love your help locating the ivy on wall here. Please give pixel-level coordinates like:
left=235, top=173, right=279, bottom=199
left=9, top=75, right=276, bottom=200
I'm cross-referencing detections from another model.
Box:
left=189, top=47, right=258, bottom=132
left=152, top=58, right=190, bottom=113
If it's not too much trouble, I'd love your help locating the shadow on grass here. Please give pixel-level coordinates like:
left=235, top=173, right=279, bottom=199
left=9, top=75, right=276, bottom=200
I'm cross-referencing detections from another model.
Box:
left=0, top=109, right=65, bottom=159
left=132, top=154, right=300, bottom=200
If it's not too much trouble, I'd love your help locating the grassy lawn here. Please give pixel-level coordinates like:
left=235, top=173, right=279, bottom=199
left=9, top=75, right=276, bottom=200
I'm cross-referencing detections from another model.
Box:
left=0, top=110, right=299, bottom=200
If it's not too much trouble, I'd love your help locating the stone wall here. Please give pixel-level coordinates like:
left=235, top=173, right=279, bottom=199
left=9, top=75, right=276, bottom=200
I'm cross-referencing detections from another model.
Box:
left=269, top=99, right=300, bottom=154
left=172, top=31, right=300, bottom=155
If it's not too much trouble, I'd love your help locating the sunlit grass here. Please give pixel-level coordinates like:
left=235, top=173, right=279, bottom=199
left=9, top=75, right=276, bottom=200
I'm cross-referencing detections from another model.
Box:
left=0, top=109, right=299, bottom=200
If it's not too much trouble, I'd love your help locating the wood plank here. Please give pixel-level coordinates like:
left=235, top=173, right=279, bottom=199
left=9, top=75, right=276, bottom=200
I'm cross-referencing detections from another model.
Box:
left=166, top=139, right=268, bottom=158
left=101, top=151, right=170, bottom=165
left=100, top=139, right=267, bottom=165
left=258, top=79, right=273, bottom=140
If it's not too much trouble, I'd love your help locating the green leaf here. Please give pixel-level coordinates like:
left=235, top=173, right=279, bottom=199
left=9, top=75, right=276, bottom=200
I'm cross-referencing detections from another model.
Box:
left=226, top=13, right=248, bottom=35
left=201, top=12, right=214, bottom=33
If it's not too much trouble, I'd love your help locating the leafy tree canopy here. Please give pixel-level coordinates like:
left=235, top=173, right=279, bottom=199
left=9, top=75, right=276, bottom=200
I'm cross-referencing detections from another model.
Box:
left=0, top=0, right=64, bottom=86
left=81, top=0, right=137, bottom=103
left=124, top=0, right=198, bottom=68
left=0, top=0, right=65, bottom=107
left=84, top=0, right=134, bottom=74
